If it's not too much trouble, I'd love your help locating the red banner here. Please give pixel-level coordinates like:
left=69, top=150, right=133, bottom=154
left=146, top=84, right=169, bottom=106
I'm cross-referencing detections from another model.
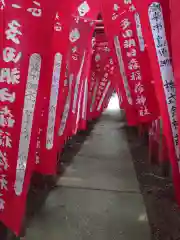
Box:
left=92, top=34, right=115, bottom=116
left=135, top=0, right=180, bottom=204
left=102, top=0, right=158, bottom=124
left=0, top=0, right=61, bottom=234
left=79, top=76, right=89, bottom=129
left=59, top=16, right=95, bottom=139
left=87, top=47, right=99, bottom=119
left=35, top=1, right=74, bottom=175
left=170, top=0, right=180, bottom=164
left=101, top=4, right=138, bottom=125
left=72, top=0, right=100, bottom=20
left=76, top=47, right=92, bottom=131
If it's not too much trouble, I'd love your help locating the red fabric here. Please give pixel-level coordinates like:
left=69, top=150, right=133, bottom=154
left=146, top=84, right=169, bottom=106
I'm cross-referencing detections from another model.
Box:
left=149, top=120, right=160, bottom=163
left=35, top=1, right=74, bottom=175
left=73, top=77, right=85, bottom=134
left=71, top=24, right=94, bottom=134
left=0, top=0, right=60, bottom=234
left=87, top=53, right=99, bottom=120
left=65, top=17, right=95, bottom=138
left=135, top=0, right=180, bottom=204
left=102, top=0, right=158, bottom=124
left=79, top=77, right=89, bottom=130
left=170, top=0, right=180, bottom=155
left=72, top=0, right=101, bottom=20
left=78, top=49, right=92, bottom=131
left=92, top=34, right=114, bottom=116
left=58, top=0, right=101, bottom=142
left=102, top=2, right=138, bottom=126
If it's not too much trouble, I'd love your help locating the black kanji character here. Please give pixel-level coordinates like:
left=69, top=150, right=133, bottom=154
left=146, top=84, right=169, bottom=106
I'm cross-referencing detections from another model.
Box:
left=174, top=134, right=179, bottom=146
left=170, top=105, right=176, bottom=118
left=160, top=58, right=171, bottom=67
left=164, top=80, right=175, bottom=93
left=168, top=93, right=176, bottom=104
left=172, top=118, right=178, bottom=130
left=158, top=47, right=168, bottom=57
left=152, top=11, right=161, bottom=22
left=153, top=23, right=162, bottom=33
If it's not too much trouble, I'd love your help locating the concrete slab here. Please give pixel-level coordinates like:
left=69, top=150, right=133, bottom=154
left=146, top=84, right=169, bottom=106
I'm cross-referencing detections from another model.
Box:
left=78, top=111, right=130, bottom=161
left=25, top=107, right=151, bottom=240
left=58, top=155, right=140, bottom=192
left=26, top=187, right=150, bottom=240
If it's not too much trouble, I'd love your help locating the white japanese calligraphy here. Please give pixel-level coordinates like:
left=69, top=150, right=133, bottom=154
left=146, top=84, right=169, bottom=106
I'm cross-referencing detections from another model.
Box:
left=0, top=68, right=20, bottom=84
left=97, top=81, right=111, bottom=111
left=0, top=175, right=8, bottom=191
left=0, top=194, right=5, bottom=211
left=129, top=4, right=136, bottom=12
left=0, top=88, right=15, bottom=103
left=59, top=74, right=74, bottom=136
left=135, top=13, right=145, bottom=52
left=121, top=18, right=131, bottom=30
left=124, top=0, right=132, bottom=4
left=114, top=36, right=133, bottom=105
left=139, top=106, right=150, bottom=116
left=0, top=0, right=5, bottom=10
left=69, top=28, right=80, bottom=43
left=78, top=1, right=90, bottom=17
left=27, top=1, right=42, bottom=17
left=114, top=3, right=120, bottom=11
left=46, top=53, right=62, bottom=150
left=124, top=39, right=136, bottom=48
left=3, top=47, right=22, bottom=63
left=54, top=12, right=62, bottom=32
left=0, top=106, right=15, bottom=128
left=0, top=151, right=9, bottom=171
left=15, top=54, right=41, bottom=196
left=5, top=20, right=22, bottom=44
left=128, top=58, right=140, bottom=70
left=149, top=2, right=179, bottom=159
left=72, top=52, right=86, bottom=113
left=0, top=130, right=12, bottom=148
left=135, top=82, right=144, bottom=94
left=127, top=48, right=137, bottom=57
left=136, top=95, right=146, bottom=105
left=82, top=78, right=88, bottom=120
left=95, top=54, right=101, bottom=62
left=12, top=4, right=21, bottom=8
left=131, top=71, right=142, bottom=80
left=122, top=29, right=133, bottom=38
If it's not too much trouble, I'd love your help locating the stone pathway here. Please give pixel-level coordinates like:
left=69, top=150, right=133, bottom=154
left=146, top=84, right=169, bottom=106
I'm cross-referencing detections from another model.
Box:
left=26, top=109, right=151, bottom=240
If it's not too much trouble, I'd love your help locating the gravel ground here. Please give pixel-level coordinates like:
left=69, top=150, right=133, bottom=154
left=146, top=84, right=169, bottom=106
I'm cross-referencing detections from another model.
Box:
left=126, top=127, right=180, bottom=240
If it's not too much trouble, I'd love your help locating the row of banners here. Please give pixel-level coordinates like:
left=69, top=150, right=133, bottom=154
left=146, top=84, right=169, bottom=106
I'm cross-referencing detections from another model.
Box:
left=0, top=0, right=180, bottom=236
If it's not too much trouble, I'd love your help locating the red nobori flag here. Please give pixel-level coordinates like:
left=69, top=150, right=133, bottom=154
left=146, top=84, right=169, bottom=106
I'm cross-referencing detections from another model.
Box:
left=170, top=0, right=180, bottom=154
left=93, top=34, right=115, bottom=116
left=58, top=0, right=100, bottom=136
left=35, top=1, right=74, bottom=175
left=79, top=76, right=89, bottom=130
left=101, top=2, right=138, bottom=125
left=102, top=0, right=158, bottom=123
left=87, top=67, right=97, bottom=120
left=72, top=0, right=101, bottom=20
left=0, top=0, right=60, bottom=234
left=71, top=20, right=95, bottom=135
left=135, top=0, right=180, bottom=204
left=59, top=16, right=95, bottom=138
left=73, top=76, right=85, bottom=134
left=75, top=45, right=92, bottom=132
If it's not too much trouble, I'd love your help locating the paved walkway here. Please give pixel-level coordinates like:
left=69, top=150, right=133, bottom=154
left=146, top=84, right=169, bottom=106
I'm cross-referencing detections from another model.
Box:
left=26, top=108, right=151, bottom=240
